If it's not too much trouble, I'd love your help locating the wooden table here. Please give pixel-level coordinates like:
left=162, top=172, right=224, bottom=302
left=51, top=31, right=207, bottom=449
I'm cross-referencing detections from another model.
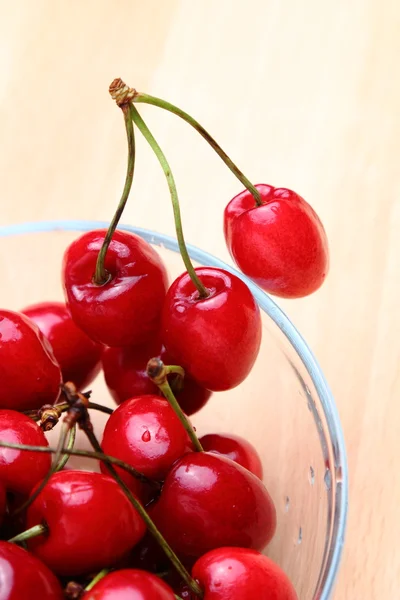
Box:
left=1, top=1, right=399, bottom=597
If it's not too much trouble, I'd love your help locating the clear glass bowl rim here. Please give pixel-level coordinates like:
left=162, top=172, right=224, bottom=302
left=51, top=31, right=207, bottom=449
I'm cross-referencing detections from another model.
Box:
left=0, top=219, right=348, bottom=598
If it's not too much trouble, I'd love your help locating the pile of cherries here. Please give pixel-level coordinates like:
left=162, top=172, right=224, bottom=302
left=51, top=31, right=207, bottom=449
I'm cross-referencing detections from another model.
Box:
left=0, top=79, right=328, bottom=599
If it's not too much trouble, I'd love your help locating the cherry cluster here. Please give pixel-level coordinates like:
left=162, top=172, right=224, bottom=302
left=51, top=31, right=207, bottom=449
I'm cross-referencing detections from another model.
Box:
left=0, top=79, right=329, bottom=599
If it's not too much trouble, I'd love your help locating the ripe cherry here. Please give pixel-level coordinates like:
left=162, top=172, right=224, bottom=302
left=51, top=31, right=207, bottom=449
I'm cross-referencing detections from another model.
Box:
left=22, top=301, right=102, bottom=390
left=0, top=310, right=61, bottom=411
left=199, top=433, right=263, bottom=479
left=62, top=229, right=168, bottom=347
left=84, top=569, right=176, bottom=600
left=102, top=341, right=211, bottom=415
left=101, top=395, right=193, bottom=485
left=150, top=452, right=276, bottom=558
left=0, top=410, right=52, bottom=496
left=162, top=267, right=262, bottom=391
left=26, top=470, right=145, bottom=576
left=224, top=184, right=329, bottom=298
left=0, top=541, right=64, bottom=599
left=192, top=547, right=298, bottom=599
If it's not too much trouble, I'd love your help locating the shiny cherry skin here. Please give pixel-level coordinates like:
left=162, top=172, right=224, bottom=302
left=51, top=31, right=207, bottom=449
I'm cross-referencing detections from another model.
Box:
left=192, top=547, right=298, bottom=600
left=192, top=547, right=298, bottom=599
left=62, top=229, right=168, bottom=347
left=84, top=569, right=175, bottom=600
left=26, top=470, right=145, bottom=576
left=101, top=395, right=193, bottom=485
left=150, top=452, right=276, bottom=558
left=224, top=184, right=329, bottom=298
left=199, top=433, right=263, bottom=479
left=161, top=267, right=262, bottom=391
left=22, top=301, right=102, bottom=390
left=102, top=341, right=212, bottom=415
left=0, top=410, right=52, bottom=496
left=0, top=310, right=61, bottom=410
left=0, top=542, right=64, bottom=599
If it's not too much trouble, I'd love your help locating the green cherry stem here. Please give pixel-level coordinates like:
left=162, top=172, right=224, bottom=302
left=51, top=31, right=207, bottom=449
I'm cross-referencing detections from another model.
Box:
left=85, top=568, right=110, bottom=591
left=147, top=358, right=204, bottom=452
left=0, top=441, right=160, bottom=489
left=133, top=91, right=262, bottom=207
left=129, top=103, right=208, bottom=299
left=93, top=101, right=136, bottom=285
left=82, top=425, right=203, bottom=598
left=54, top=423, right=76, bottom=472
left=87, top=402, right=114, bottom=416
left=12, top=421, right=71, bottom=516
left=8, top=523, right=48, bottom=544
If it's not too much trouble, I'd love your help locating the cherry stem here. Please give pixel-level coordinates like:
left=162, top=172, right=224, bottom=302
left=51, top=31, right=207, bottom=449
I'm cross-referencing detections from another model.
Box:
left=24, top=401, right=113, bottom=423
left=84, top=568, right=109, bottom=591
left=0, top=441, right=160, bottom=489
left=87, top=402, right=114, bottom=416
left=147, top=358, right=204, bottom=452
left=94, top=104, right=136, bottom=285
left=129, top=103, right=208, bottom=299
left=54, top=423, right=76, bottom=472
left=12, top=421, right=71, bottom=516
left=82, top=425, right=203, bottom=598
left=8, top=522, right=48, bottom=544
left=133, top=91, right=262, bottom=207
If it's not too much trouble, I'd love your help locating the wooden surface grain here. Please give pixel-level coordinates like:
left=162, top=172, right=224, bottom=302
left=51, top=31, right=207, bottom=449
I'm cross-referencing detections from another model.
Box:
left=1, top=1, right=399, bottom=597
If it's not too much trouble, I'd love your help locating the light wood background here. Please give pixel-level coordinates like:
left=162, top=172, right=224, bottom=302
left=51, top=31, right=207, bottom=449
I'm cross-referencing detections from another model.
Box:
left=1, top=1, right=399, bottom=598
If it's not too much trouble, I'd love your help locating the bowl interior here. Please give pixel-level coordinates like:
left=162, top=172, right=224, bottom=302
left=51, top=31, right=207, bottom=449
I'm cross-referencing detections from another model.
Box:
left=0, top=221, right=348, bottom=599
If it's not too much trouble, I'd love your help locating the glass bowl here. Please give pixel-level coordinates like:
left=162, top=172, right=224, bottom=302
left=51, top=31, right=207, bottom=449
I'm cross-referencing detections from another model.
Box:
left=0, top=220, right=348, bottom=599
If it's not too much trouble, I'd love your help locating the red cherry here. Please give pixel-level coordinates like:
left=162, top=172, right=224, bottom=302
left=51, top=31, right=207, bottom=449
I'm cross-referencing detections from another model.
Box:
left=192, top=547, right=298, bottom=599
left=26, top=470, right=145, bottom=576
left=22, top=301, right=102, bottom=390
left=0, top=541, right=64, bottom=599
left=224, top=184, right=329, bottom=298
left=102, top=341, right=211, bottom=415
left=84, top=569, right=175, bottom=600
left=162, top=267, right=261, bottom=391
left=150, top=452, right=276, bottom=558
left=0, top=410, right=51, bottom=496
left=101, top=395, right=193, bottom=484
left=199, top=433, right=263, bottom=479
left=0, top=310, right=61, bottom=410
left=62, top=229, right=168, bottom=347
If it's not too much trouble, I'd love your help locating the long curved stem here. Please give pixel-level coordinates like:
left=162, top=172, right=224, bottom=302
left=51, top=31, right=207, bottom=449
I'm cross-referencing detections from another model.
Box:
left=94, top=105, right=136, bottom=285
left=129, top=103, right=208, bottom=299
left=133, top=91, right=261, bottom=206
left=147, top=358, right=203, bottom=452
left=85, top=568, right=109, bottom=591
left=0, top=441, right=159, bottom=489
left=54, top=423, right=76, bottom=472
left=82, top=426, right=203, bottom=598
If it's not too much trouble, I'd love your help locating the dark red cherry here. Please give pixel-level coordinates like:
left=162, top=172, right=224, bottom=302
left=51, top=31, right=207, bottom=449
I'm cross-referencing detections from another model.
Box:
left=199, top=433, right=263, bottom=479
left=22, top=301, right=102, bottom=390
left=0, top=410, right=52, bottom=496
left=0, top=541, right=64, bottom=599
left=0, top=310, right=61, bottom=410
left=192, top=547, right=298, bottom=599
left=150, top=452, right=276, bottom=558
left=84, top=569, right=175, bottom=600
left=62, top=229, right=168, bottom=347
left=161, top=267, right=261, bottom=391
left=224, top=184, right=329, bottom=298
left=102, top=341, right=211, bottom=415
left=101, top=395, right=193, bottom=484
left=26, top=470, right=145, bottom=576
